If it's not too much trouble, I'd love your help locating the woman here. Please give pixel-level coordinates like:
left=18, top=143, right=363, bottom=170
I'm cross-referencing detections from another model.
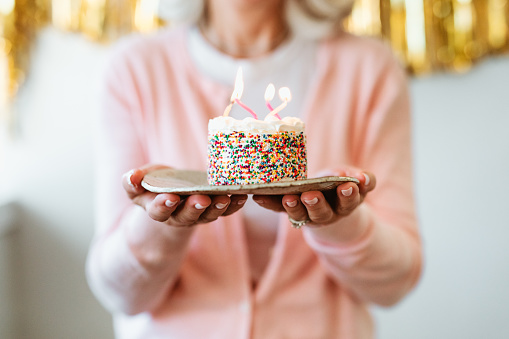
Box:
left=86, top=0, right=423, bottom=338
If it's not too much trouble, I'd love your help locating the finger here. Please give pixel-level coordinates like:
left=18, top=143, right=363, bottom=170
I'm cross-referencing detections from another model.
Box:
left=122, top=169, right=145, bottom=198
left=358, top=171, right=376, bottom=197
left=131, top=192, right=180, bottom=221
left=336, top=182, right=361, bottom=216
left=317, top=165, right=366, bottom=178
left=282, top=194, right=309, bottom=223
left=313, top=169, right=341, bottom=178
left=198, top=196, right=231, bottom=223
left=122, top=164, right=169, bottom=199
left=146, top=194, right=181, bottom=222
left=222, top=195, right=248, bottom=216
left=131, top=191, right=159, bottom=210
left=169, top=195, right=212, bottom=227
left=252, top=195, right=285, bottom=212
left=339, top=169, right=375, bottom=196
left=301, top=191, right=335, bottom=225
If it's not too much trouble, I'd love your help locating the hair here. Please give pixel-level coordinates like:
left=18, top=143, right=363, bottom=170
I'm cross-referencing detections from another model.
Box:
left=158, top=0, right=355, bottom=40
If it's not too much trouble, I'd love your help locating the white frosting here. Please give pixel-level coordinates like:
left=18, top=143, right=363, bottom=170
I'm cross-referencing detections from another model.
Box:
left=208, top=115, right=305, bottom=133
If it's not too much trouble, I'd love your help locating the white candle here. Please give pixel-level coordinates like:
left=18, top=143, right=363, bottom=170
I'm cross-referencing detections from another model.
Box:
left=267, top=87, right=291, bottom=118
left=264, top=83, right=282, bottom=120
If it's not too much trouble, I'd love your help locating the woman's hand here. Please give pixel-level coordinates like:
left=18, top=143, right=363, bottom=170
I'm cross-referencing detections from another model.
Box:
left=123, top=165, right=247, bottom=227
left=252, top=167, right=376, bottom=230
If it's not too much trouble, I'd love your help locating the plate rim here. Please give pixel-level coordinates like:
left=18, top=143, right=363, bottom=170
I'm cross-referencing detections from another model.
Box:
left=141, top=169, right=360, bottom=195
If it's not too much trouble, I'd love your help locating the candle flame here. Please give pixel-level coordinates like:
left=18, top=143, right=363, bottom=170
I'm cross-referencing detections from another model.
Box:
left=231, top=67, right=244, bottom=101
left=279, top=87, right=292, bottom=102
left=264, top=83, right=275, bottom=101
left=266, top=86, right=292, bottom=119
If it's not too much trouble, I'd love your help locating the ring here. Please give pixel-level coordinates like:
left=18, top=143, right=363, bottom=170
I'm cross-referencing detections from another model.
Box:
left=288, top=217, right=310, bottom=229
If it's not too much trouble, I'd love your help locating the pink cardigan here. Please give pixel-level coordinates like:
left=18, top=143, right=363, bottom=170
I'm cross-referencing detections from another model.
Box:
left=86, top=27, right=422, bottom=339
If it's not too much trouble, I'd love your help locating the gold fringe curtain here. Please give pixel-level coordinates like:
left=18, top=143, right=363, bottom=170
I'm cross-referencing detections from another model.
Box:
left=1, top=0, right=509, bottom=119
left=346, top=0, right=509, bottom=73
left=1, top=0, right=46, bottom=114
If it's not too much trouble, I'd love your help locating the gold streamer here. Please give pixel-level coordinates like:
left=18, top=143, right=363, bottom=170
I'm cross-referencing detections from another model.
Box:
left=1, top=0, right=47, bottom=125
left=1, top=0, right=508, bottom=120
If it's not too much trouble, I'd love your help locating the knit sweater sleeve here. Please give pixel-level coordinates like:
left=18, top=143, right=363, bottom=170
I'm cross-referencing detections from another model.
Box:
left=304, top=42, right=423, bottom=307
left=85, top=39, right=193, bottom=315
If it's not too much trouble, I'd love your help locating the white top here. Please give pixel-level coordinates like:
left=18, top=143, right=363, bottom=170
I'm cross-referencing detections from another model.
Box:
left=188, top=26, right=317, bottom=121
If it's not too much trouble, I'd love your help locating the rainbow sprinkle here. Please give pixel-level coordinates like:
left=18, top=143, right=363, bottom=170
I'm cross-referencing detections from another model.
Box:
left=207, top=131, right=307, bottom=185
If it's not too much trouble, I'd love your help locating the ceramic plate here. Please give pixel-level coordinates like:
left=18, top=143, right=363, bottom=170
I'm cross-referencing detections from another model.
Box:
left=141, top=168, right=359, bottom=195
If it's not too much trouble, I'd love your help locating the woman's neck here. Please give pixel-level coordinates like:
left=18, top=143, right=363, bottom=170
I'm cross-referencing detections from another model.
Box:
left=200, top=0, right=289, bottom=58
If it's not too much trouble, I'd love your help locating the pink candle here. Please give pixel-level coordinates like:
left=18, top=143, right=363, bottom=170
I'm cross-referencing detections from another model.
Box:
left=265, top=86, right=291, bottom=119
left=223, top=67, right=258, bottom=119
left=234, top=98, right=258, bottom=120
left=264, top=83, right=282, bottom=120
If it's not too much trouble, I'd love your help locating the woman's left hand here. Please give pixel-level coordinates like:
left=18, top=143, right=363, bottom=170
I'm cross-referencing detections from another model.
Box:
left=252, top=168, right=375, bottom=229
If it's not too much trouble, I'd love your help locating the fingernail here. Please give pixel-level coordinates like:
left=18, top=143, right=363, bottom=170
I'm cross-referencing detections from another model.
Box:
left=254, top=200, right=264, bottom=205
left=215, top=202, right=228, bottom=209
left=126, top=170, right=135, bottom=188
left=195, top=203, right=207, bottom=210
left=165, top=200, right=178, bottom=208
left=341, top=187, right=353, bottom=196
left=286, top=200, right=298, bottom=208
left=237, top=199, right=247, bottom=205
left=303, top=197, right=318, bottom=206
left=363, top=173, right=370, bottom=186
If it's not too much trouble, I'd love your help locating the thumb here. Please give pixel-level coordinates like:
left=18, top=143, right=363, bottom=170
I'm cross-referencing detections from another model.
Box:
left=122, top=164, right=170, bottom=199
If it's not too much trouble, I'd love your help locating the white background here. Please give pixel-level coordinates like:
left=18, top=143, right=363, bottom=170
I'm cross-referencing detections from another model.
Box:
left=1, top=27, right=509, bottom=339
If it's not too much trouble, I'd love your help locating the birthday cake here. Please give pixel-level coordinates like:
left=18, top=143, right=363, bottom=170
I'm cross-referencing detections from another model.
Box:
left=207, top=116, right=307, bottom=185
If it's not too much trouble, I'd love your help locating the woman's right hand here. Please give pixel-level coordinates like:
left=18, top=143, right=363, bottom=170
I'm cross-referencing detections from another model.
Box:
left=123, top=165, right=247, bottom=227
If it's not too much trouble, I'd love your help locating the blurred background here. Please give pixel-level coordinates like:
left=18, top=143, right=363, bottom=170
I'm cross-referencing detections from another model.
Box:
left=1, top=0, right=509, bottom=338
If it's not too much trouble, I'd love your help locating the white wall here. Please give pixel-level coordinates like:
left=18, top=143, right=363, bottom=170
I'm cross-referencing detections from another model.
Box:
left=0, top=203, right=19, bottom=339
left=0, top=28, right=114, bottom=339
left=1, top=28, right=508, bottom=338
left=374, top=57, right=509, bottom=338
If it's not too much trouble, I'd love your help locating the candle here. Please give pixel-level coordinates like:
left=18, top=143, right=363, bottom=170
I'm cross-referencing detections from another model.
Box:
left=267, top=87, right=291, bottom=118
left=264, top=83, right=275, bottom=111
left=264, top=83, right=282, bottom=120
left=223, top=67, right=258, bottom=119
left=234, top=98, right=258, bottom=120
left=222, top=69, right=242, bottom=116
